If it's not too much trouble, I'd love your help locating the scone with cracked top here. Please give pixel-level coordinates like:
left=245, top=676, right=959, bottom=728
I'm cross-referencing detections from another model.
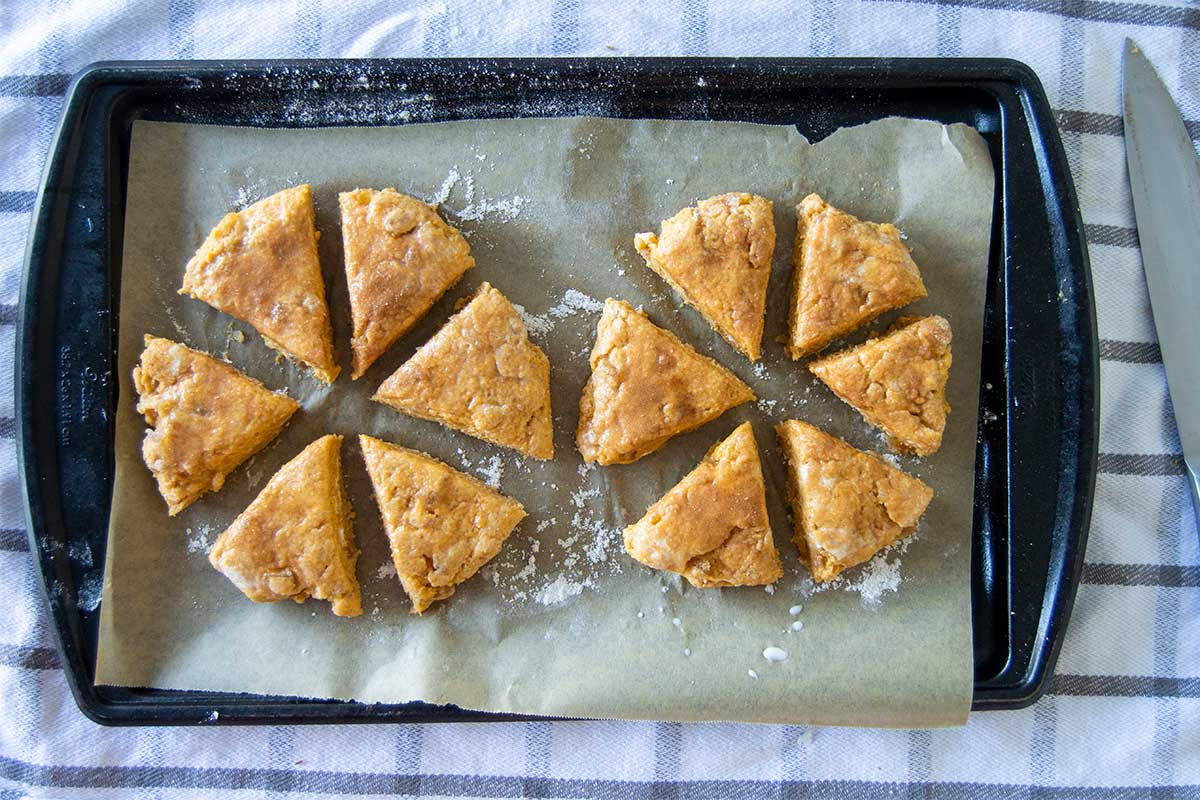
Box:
left=577, top=298, right=754, bottom=465
left=624, top=422, right=782, bottom=588
left=373, top=282, right=553, bottom=460
left=776, top=419, right=933, bottom=583
left=340, top=188, right=475, bottom=379
left=809, top=315, right=952, bottom=456
left=180, top=185, right=340, bottom=382
left=786, top=193, right=927, bottom=359
left=132, top=335, right=300, bottom=516
left=635, top=193, right=775, bottom=361
left=359, top=434, right=526, bottom=614
left=208, top=434, right=362, bottom=617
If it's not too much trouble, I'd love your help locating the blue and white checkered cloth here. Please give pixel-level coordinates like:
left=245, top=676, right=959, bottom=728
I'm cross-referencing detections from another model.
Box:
left=2, top=1, right=1198, bottom=796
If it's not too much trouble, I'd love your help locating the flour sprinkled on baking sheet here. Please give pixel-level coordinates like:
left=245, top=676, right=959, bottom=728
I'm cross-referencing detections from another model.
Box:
left=456, top=195, right=528, bottom=223
left=160, top=303, right=190, bottom=341
left=580, top=516, right=619, bottom=565
left=549, top=289, right=604, bottom=318
left=513, top=303, right=553, bottom=336
left=432, top=166, right=461, bottom=206
left=77, top=571, right=103, bottom=613
left=234, top=185, right=260, bottom=210
left=800, top=536, right=913, bottom=607
left=67, top=537, right=94, bottom=568
left=453, top=448, right=507, bottom=490
left=185, top=524, right=215, bottom=554
left=846, top=554, right=904, bottom=606
left=537, top=574, right=586, bottom=605
left=513, top=289, right=603, bottom=339
left=487, top=466, right=624, bottom=608
left=429, top=165, right=528, bottom=223
left=479, top=455, right=504, bottom=489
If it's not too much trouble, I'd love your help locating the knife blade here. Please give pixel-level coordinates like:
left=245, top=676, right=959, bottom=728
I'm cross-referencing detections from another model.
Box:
left=1122, top=38, right=1200, bottom=539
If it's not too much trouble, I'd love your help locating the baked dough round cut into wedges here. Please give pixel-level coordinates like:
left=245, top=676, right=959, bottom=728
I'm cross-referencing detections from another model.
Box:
left=776, top=420, right=933, bottom=583
left=132, top=335, right=301, bottom=516
left=786, top=193, right=927, bottom=359
left=635, top=193, right=775, bottom=361
left=809, top=315, right=953, bottom=456
left=180, top=184, right=340, bottom=383
left=208, top=434, right=362, bottom=617
left=577, top=298, right=754, bottom=465
left=373, top=282, right=554, bottom=460
left=340, top=188, right=475, bottom=379
left=359, top=434, right=526, bottom=614
left=624, top=422, right=782, bottom=588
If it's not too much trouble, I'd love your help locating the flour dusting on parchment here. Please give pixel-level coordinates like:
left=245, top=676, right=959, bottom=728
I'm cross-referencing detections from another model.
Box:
left=185, top=524, right=216, bottom=555
left=429, top=165, right=528, bottom=223
left=515, top=289, right=605, bottom=340
left=796, top=535, right=915, bottom=608
left=486, top=470, right=625, bottom=608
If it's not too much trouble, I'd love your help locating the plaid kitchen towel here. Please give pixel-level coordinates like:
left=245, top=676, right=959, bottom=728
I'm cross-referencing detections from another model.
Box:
left=1, top=0, right=1198, bottom=797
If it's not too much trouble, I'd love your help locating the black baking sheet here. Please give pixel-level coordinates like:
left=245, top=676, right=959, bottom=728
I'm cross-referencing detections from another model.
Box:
left=16, top=58, right=1097, bottom=725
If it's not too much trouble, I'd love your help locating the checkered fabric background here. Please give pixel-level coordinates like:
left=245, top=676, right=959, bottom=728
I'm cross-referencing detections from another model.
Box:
left=2, top=0, right=1198, bottom=797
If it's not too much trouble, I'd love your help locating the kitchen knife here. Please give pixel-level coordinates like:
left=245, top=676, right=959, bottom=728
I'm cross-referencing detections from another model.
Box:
left=1122, top=38, right=1200, bottom=539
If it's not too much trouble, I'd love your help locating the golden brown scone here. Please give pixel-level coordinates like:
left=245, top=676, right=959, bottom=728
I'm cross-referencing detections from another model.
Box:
left=809, top=315, right=952, bottom=456
left=373, top=282, right=553, bottom=459
left=340, top=188, right=475, bottom=379
left=635, top=193, right=775, bottom=360
left=776, top=420, right=933, bottom=583
left=624, top=422, right=781, bottom=588
left=786, top=193, right=927, bottom=359
left=577, top=298, right=754, bottom=465
left=132, top=335, right=300, bottom=516
left=359, top=434, right=526, bottom=614
left=181, top=185, right=340, bottom=383
left=209, top=435, right=362, bottom=617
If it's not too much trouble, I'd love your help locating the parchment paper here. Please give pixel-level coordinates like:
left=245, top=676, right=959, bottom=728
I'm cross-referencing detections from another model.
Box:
left=96, top=115, right=993, bottom=727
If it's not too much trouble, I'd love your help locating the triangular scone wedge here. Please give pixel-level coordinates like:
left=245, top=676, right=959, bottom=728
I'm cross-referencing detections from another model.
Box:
left=181, top=185, right=340, bottom=383
left=809, top=315, right=952, bottom=456
left=786, top=193, right=927, bottom=359
left=624, top=422, right=782, bottom=588
left=340, top=188, right=475, bottom=379
left=209, top=435, right=362, bottom=617
left=133, top=335, right=300, bottom=516
left=776, top=420, right=933, bottom=583
left=577, top=298, right=754, bottom=465
left=372, top=282, right=553, bottom=459
left=634, top=193, right=775, bottom=360
left=359, top=435, right=526, bottom=614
